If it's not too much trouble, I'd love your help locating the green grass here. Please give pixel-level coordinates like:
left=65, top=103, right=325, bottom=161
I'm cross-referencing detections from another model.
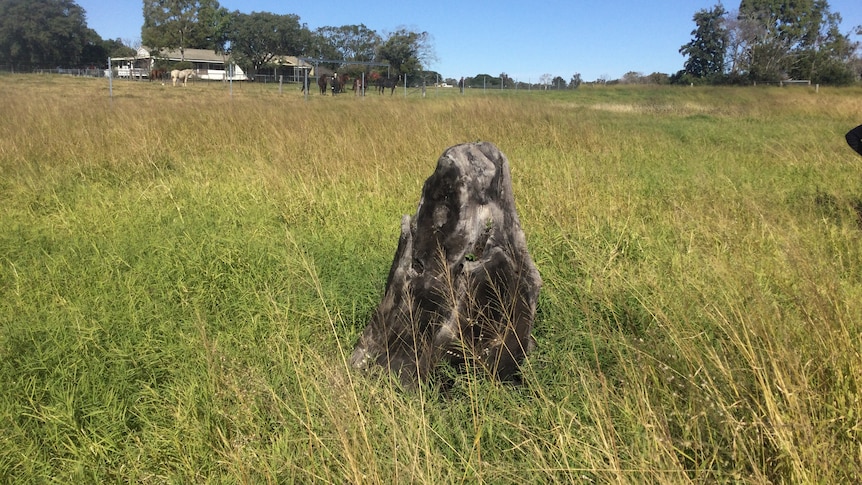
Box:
left=1, top=74, right=861, bottom=483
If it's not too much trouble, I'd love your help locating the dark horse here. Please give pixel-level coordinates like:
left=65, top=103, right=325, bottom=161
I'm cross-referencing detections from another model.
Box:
left=317, top=74, right=329, bottom=95
left=376, top=75, right=400, bottom=95
left=150, top=68, right=168, bottom=82
left=330, top=73, right=349, bottom=95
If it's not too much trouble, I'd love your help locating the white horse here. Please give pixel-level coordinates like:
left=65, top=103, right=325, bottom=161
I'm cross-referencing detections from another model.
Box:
left=171, top=69, right=195, bottom=86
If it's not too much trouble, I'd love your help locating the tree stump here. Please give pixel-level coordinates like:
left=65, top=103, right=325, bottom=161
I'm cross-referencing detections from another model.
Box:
left=349, top=142, right=542, bottom=389
left=847, top=124, right=862, bottom=157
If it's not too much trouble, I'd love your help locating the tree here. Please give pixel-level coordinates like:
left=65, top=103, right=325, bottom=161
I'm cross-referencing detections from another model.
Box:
left=679, top=4, right=728, bottom=81
left=724, top=9, right=750, bottom=78
left=731, top=0, right=857, bottom=83
left=80, top=37, right=135, bottom=67
left=314, top=24, right=380, bottom=63
left=467, top=73, right=492, bottom=88
left=196, top=0, right=231, bottom=53
left=226, top=11, right=311, bottom=77
left=142, top=0, right=226, bottom=59
left=0, top=0, right=93, bottom=68
left=306, top=29, right=340, bottom=70
left=375, top=28, right=435, bottom=77
left=788, top=7, right=857, bottom=84
left=645, top=72, right=670, bottom=84
left=851, top=28, right=862, bottom=81
left=569, top=73, right=582, bottom=89
left=308, top=24, right=380, bottom=73
left=551, top=75, right=566, bottom=89
left=621, top=71, right=645, bottom=84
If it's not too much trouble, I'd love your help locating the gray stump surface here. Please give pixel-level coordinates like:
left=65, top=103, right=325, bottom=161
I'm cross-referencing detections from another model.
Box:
left=349, top=142, right=542, bottom=389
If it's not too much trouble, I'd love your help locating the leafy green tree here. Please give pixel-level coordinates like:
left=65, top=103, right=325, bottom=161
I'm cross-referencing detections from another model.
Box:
left=314, top=24, right=380, bottom=63
left=375, top=28, right=434, bottom=76
left=80, top=37, right=135, bottom=67
left=788, top=8, right=857, bottom=84
left=466, top=73, right=494, bottom=88
left=679, top=4, right=727, bottom=81
left=102, top=38, right=136, bottom=58
left=226, top=11, right=311, bottom=77
left=569, top=73, right=582, bottom=89
left=307, top=25, right=378, bottom=73
left=0, top=0, right=93, bottom=68
left=621, top=71, right=646, bottom=84
left=851, top=27, right=862, bottom=81
left=142, top=0, right=226, bottom=59
left=551, top=75, right=566, bottom=89
left=737, top=0, right=806, bottom=80
left=645, top=72, right=670, bottom=84
left=196, top=0, right=231, bottom=53
left=306, top=29, right=339, bottom=69
left=736, top=0, right=853, bottom=82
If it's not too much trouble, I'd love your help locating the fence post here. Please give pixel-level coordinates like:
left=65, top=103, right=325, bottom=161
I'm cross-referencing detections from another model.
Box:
left=107, top=57, right=113, bottom=101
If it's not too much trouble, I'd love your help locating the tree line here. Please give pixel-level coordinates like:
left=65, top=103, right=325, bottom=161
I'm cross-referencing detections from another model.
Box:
left=678, top=0, right=860, bottom=85
left=2, top=0, right=858, bottom=85
left=0, top=0, right=136, bottom=69
left=0, top=0, right=435, bottom=80
left=461, top=1, right=859, bottom=88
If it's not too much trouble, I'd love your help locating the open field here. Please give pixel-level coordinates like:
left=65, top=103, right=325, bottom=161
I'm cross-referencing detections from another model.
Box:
left=1, top=74, right=861, bottom=483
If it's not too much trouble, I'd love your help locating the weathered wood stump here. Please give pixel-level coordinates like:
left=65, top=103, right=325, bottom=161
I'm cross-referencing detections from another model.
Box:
left=349, top=142, right=542, bottom=389
left=847, top=124, right=862, bottom=157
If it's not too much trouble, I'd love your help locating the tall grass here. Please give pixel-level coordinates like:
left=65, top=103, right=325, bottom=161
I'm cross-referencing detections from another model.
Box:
left=1, top=74, right=861, bottom=483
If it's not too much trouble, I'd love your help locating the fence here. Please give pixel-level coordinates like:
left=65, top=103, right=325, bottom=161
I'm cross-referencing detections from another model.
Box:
left=0, top=66, right=107, bottom=77
left=751, top=79, right=812, bottom=86
left=251, top=73, right=306, bottom=84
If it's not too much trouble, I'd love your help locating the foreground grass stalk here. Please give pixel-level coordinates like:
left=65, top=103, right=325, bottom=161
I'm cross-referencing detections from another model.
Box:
left=0, top=74, right=860, bottom=482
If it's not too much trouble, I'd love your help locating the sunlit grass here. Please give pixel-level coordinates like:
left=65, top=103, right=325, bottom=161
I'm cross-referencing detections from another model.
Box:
left=1, top=73, right=861, bottom=482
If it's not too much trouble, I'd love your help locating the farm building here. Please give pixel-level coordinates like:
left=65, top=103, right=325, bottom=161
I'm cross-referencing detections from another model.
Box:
left=110, top=47, right=313, bottom=82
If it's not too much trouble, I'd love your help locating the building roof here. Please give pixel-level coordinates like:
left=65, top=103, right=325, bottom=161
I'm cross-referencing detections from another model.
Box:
left=275, top=56, right=312, bottom=68
left=139, top=47, right=228, bottom=63
left=120, top=47, right=311, bottom=68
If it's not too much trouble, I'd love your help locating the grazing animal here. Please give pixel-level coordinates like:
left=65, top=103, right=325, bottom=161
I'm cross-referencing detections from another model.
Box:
left=331, top=73, right=349, bottom=95
left=150, top=68, right=168, bottom=83
left=376, top=75, right=400, bottom=95
left=352, top=77, right=365, bottom=95
left=317, top=75, right=329, bottom=95
left=171, top=69, right=195, bottom=87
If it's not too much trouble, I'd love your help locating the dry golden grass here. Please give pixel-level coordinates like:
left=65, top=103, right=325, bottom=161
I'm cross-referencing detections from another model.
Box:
left=1, top=74, right=861, bottom=483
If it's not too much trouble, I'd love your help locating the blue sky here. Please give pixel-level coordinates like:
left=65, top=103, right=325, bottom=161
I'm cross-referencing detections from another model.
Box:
left=77, top=0, right=861, bottom=82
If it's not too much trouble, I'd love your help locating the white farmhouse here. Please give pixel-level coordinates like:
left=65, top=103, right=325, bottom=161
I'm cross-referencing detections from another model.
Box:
left=110, top=47, right=247, bottom=80
left=110, top=47, right=312, bottom=83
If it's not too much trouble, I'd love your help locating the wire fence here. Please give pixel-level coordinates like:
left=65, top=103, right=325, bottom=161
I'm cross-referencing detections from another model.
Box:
left=0, top=65, right=108, bottom=77
left=0, top=64, right=551, bottom=89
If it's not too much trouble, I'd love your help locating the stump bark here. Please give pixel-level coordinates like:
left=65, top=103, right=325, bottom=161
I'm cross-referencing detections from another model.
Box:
left=847, top=124, right=862, bottom=157
left=349, top=142, right=542, bottom=389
